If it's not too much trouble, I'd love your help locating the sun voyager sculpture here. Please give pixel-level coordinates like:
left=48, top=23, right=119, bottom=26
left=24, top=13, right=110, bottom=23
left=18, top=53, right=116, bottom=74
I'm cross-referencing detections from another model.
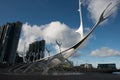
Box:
left=9, top=0, right=119, bottom=74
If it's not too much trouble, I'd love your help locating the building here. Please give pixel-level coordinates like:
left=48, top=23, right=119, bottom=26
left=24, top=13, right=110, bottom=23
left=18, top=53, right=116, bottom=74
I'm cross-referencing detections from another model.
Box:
left=0, top=21, right=22, bottom=64
left=0, top=25, right=8, bottom=50
left=97, top=63, right=116, bottom=69
left=15, top=52, right=23, bottom=63
left=80, top=63, right=93, bottom=69
left=26, top=40, right=45, bottom=62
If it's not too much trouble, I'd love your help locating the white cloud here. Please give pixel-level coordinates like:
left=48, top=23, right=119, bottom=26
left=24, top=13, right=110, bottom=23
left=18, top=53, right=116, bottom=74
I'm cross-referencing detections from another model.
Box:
left=87, top=0, right=119, bottom=23
left=90, top=47, right=120, bottom=57
left=42, top=21, right=80, bottom=48
left=17, top=21, right=81, bottom=54
left=17, top=23, right=43, bottom=52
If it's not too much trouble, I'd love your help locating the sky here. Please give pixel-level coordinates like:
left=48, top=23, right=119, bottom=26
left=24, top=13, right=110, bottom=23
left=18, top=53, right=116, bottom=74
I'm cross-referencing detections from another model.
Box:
left=0, top=0, right=120, bottom=68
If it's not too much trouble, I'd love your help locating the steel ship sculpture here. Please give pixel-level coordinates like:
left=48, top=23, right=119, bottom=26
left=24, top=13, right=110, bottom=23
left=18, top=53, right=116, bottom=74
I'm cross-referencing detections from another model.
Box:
left=8, top=0, right=119, bottom=74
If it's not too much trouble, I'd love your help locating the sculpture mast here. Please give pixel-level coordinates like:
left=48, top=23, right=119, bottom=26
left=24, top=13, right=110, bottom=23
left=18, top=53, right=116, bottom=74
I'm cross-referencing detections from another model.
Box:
left=76, top=0, right=84, bottom=38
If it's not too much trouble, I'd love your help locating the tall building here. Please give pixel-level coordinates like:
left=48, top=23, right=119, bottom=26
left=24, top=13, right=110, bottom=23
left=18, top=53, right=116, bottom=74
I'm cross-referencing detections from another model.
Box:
left=26, top=40, right=45, bottom=62
left=0, top=21, right=22, bottom=64
left=0, top=25, right=8, bottom=50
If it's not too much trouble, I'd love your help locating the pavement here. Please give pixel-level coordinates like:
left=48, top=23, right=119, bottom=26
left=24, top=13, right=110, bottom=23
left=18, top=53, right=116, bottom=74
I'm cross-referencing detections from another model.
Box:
left=0, top=72, right=120, bottom=80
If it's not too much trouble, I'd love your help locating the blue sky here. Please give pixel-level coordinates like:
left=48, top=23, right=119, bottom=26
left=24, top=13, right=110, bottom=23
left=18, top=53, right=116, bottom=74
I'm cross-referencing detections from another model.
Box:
left=0, top=0, right=120, bottom=68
